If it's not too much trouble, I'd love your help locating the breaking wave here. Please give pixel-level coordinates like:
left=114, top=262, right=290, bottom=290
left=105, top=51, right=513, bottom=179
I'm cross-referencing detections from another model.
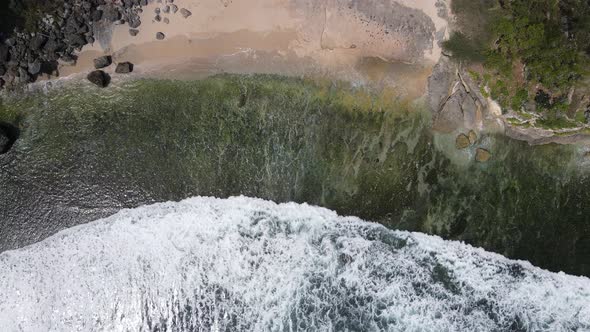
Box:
left=0, top=196, right=588, bottom=331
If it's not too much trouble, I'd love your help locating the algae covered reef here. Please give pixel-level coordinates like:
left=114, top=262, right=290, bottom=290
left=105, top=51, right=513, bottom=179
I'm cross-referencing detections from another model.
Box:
left=0, top=74, right=589, bottom=275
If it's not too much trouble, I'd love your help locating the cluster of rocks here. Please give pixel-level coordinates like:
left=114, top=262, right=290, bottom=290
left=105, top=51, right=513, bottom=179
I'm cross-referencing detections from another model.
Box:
left=455, top=130, right=491, bottom=162
left=0, top=0, right=197, bottom=91
left=150, top=0, right=192, bottom=40
left=87, top=55, right=133, bottom=87
left=0, top=0, right=154, bottom=91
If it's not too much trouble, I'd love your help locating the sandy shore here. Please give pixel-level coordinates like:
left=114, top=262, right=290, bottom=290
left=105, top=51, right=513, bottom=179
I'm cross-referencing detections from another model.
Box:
left=57, top=0, right=449, bottom=99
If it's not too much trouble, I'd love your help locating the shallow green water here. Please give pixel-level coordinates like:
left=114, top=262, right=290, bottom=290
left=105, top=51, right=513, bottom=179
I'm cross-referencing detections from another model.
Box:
left=1, top=74, right=589, bottom=275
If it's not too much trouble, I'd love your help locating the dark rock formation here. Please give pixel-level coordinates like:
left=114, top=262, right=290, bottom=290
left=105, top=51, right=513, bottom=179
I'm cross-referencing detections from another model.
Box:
left=87, top=70, right=110, bottom=87
left=91, top=9, right=103, bottom=22
left=0, top=0, right=152, bottom=90
left=103, top=6, right=122, bottom=22
left=156, top=32, right=165, bottom=40
left=129, top=29, right=139, bottom=36
left=93, top=55, right=112, bottom=69
left=29, top=35, right=47, bottom=51
left=27, top=61, right=41, bottom=75
left=128, top=18, right=141, bottom=29
left=115, top=62, right=133, bottom=74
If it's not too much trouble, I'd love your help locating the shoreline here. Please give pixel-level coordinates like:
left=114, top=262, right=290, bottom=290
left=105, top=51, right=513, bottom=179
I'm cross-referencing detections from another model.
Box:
left=51, top=0, right=447, bottom=100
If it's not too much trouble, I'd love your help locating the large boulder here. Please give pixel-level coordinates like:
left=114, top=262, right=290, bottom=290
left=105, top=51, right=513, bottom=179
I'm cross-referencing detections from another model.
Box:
left=91, top=9, right=103, bottom=22
left=93, top=55, right=112, bottom=69
left=87, top=70, right=110, bottom=87
left=43, top=38, right=64, bottom=54
left=156, top=32, right=165, bottom=40
left=102, top=6, right=122, bottom=22
left=67, top=33, right=87, bottom=48
left=129, top=29, right=140, bottom=36
left=29, top=35, right=47, bottom=51
left=27, top=61, right=41, bottom=76
left=128, top=17, right=141, bottom=28
left=115, top=62, right=134, bottom=74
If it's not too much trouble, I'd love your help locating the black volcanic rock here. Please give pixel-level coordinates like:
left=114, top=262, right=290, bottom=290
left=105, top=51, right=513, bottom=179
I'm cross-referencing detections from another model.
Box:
left=156, top=32, right=165, bottom=40
left=29, top=35, right=47, bottom=50
left=0, top=44, right=8, bottom=63
left=87, top=70, right=110, bottom=87
left=115, top=62, right=134, bottom=74
left=27, top=61, right=41, bottom=75
left=103, top=6, right=122, bottom=22
left=93, top=55, right=112, bottom=69
left=91, top=9, right=103, bottom=22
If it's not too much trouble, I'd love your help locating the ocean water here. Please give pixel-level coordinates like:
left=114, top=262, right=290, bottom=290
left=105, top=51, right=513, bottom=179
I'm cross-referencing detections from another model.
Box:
left=1, top=75, right=589, bottom=276
left=0, top=196, right=588, bottom=332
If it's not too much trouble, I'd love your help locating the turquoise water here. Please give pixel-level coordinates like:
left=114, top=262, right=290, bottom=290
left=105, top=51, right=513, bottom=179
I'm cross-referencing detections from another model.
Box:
left=0, top=75, right=589, bottom=275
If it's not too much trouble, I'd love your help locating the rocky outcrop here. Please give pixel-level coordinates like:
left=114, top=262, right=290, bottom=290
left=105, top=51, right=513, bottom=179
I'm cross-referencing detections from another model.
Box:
left=428, top=57, right=488, bottom=133
left=428, top=56, right=590, bottom=146
left=0, top=0, right=147, bottom=91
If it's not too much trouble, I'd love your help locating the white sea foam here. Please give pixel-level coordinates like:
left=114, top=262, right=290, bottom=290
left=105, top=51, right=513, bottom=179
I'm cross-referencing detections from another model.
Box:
left=0, top=196, right=588, bottom=331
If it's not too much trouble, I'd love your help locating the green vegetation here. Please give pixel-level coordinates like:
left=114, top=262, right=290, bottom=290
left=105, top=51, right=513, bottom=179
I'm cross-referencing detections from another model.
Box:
left=444, top=0, right=590, bottom=124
